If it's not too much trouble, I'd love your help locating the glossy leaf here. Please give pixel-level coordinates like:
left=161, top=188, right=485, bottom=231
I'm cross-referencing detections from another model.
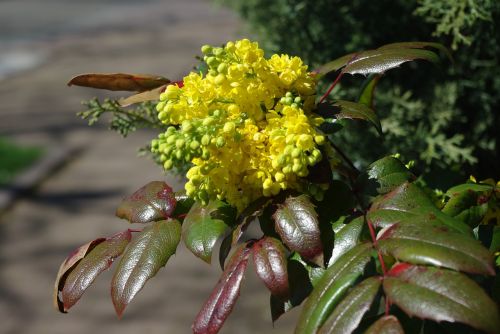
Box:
left=446, top=183, right=494, bottom=194
left=314, top=42, right=444, bottom=77
left=111, top=219, right=181, bottom=317
left=183, top=200, right=235, bottom=263
left=270, top=294, right=293, bottom=323
left=368, top=182, right=470, bottom=235
left=62, top=230, right=131, bottom=311
left=68, top=73, right=170, bottom=91
left=116, top=181, right=176, bottom=224
left=118, top=84, right=167, bottom=107
left=334, top=100, right=382, bottom=135
left=273, top=195, right=323, bottom=265
left=314, top=54, right=355, bottom=76
left=364, top=315, right=404, bottom=334
left=171, top=190, right=195, bottom=219
left=232, top=197, right=273, bottom=245
left=358, top=74, right=381, bottom=108
left=384, top=264, right=500, bottom=334
left=193, top=243, right=252, bottom=334
left=367, top=156, right=415, bottom=195
left=342, top=48, right=439, bottom=76
left=329, top=217, right=365, bottom=266
left=318, top=276, right=381, bottom=334
left=378, top=220, right=494, bottom=275
left=378, top=41, right=452, bottom=61
left=252, top=237, right=289, bottom=299
left=295, top=242, right=373, bottom=333
left=54, top=238, right=105, bottom=312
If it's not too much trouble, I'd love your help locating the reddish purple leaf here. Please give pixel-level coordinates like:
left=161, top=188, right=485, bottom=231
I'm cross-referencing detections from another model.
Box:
left=53, top=238, right=106, bottom=312
left=111, top=219, right=181, bottom=317
left=116, top=181, right=176, bottom=224
left=252, top=237, right=289, bottom=299
left=273, top=195, right=323, bottom=265
left=384, top=263, right=500, bottom=334
left=67, top=73, right=170, bottom=92
left=365, top=315, right=404, bottom=334
left=193, top=243, right=252, bottom=334
left=61, top=230, right=131, bottom=311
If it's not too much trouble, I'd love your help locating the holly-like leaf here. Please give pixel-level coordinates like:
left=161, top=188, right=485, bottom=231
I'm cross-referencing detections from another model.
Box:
left=183, top=200, right=235, bottom=263
left=328, top=217, right=365, bottom=266
left=111, top=219, right=181, bottom=317
left=61, top=230, right=131, bottom=311
left=318, top=276, right=381, bottom=334
left=314, top=42, right=444, bottom=77
left=270, top=294, right=293, bottom=323
left=367, top=156, right=415, bottom=195
left=364, top=315, right=404, bottom=334
left=54, top=238, right=106, bottom=312
left=384, top=263, right=500, bottom=334
left=334, top=100, right=382, bottom=135
left=442, top=182, right=492, bottom=226
left=193, top=243, right=252, bottom=334
left=232, top=197, right=273, bottom=245
left=116, top=181, right=176, bottom=224
left=68, top=73, right=170, bottom=91
left=273, top=195, right=323, bottom=265
left=295, top=243, right=373, bottom=333
left=171, top=190, right=195, bottom=219
left=119, top=85, right=167, bottom=107
left=368, top=182, right=470, bottom=235
left=378, top=41, right=452, bottom=61
left=252, top=237, right=289, bottom=299
left=358, top=74, right=381, bottom=108
left=378, top=220, right=494, bottom=275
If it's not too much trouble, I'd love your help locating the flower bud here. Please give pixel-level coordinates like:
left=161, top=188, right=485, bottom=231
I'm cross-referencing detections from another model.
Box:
left=201, top=45, right=213, bottom=54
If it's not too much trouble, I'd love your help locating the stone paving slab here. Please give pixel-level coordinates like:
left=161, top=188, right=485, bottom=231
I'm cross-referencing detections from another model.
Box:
left=0, top=1, right=299, bottom=333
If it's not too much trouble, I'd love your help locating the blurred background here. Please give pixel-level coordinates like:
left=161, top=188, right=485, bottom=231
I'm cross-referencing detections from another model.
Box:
left=1, top=1, right=499, bottom=333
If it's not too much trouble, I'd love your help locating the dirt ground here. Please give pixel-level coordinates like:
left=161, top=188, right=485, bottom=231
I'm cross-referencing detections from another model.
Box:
left=0, top=1, right=299, bottom=333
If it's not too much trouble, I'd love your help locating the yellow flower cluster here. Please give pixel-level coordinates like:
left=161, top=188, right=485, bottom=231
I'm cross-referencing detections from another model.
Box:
left=151, top=39, right=325, bottom=210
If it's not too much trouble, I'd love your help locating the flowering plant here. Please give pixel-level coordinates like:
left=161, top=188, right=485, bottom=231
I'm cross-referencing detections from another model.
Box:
left=55, top=40, right=500, bottom=334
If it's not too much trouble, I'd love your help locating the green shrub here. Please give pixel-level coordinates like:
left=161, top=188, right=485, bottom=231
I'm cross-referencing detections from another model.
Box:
left=217, top=0, right=500, bottom=188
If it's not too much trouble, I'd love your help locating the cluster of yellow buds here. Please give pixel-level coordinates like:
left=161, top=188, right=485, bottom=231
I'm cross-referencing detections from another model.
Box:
left=151, top=39, right=326, bottom=210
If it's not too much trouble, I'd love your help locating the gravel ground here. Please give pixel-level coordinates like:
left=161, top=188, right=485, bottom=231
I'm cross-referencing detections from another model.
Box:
left=0, top=1, right=299, bottom=333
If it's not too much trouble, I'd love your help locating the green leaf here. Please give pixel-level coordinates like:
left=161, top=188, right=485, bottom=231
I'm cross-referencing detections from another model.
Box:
left=295, top=242, right=373, bottom=333
left=367, top=156, right=415, bottom=195
left=358, top=74, right=381, bottom=108
left=384, top=263, right=500, bottom=334
left=378, top=220, right=494, bottom=275
left=273, top=195, right=323, bottom=265
left=378, top=41, right=452, bottom=61
left=67, top=73, right=170, bottom=92
left=314, top=43, right=444, bottom=78
left=318, top=276, right=382, bottom=334
left=193, top=243, right=251, bottom=334
left=54, top=237, right=106, bottom=312
left=287, top=257, right=313, bottom=307
left=364, top=315, right=404, bottom=334
left=270, top=294, right=293, bottom=323
left=318, top=100, right=381, bottom=135
left=446, top=183, right=494, bottom=194
left=252, top=237, right=289, bottom=299
left=314, top=54, right=355, bottom=76
left=115, top=181, right=177, bottom=224
left=171, top=190, right=195, bottom=219
left=62, top=230, right=131, bottom=311
left=111, top=219, right=181, bottom=317
left=368, top=182, right=470, bottom=235
left=232, top=196, right=273, bottom=245
left=342, top=48, right=439, bottom=76
left=182, top=200, right=235, bottom=263
left=329, top=217, right=365, bottom=266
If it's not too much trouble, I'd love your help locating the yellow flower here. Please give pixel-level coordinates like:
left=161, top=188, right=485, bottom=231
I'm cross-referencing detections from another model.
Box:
left=151, top=39, right=325, bottom=211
